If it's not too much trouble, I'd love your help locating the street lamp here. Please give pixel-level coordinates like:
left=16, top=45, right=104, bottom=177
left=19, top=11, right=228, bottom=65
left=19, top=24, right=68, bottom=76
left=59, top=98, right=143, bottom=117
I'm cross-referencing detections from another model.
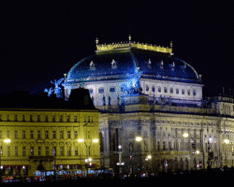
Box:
left=77, top=138, right=99, bottom=177
left=0, top=139, right=11, bottom=182
left=135, top=136, right=142, bottom=142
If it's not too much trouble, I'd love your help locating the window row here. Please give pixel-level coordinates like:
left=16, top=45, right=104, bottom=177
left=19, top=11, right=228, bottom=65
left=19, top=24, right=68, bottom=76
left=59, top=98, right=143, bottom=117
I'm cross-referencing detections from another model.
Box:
left=145, top=85, right=197, bottom=96
left=0, top=130, right=93, bottom=140
left=89, top=85, right=197, bottom=96
left=1, top=145, right=84, bottom=157
left=89, top=87, right=116, bottom=94
left=0, top=114, right=93, bottom=123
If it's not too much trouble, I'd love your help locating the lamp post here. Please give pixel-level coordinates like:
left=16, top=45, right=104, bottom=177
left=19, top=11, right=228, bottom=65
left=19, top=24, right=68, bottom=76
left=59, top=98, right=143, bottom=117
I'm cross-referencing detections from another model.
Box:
left=183, top=132, right=199, bottom=170
left=135, top=136, right=151, bottom=175
left=0, top=139, right=11, bottom=182
left=116, top=145, right=124, bottom=178
left=78, top=138, right=98, bottom=177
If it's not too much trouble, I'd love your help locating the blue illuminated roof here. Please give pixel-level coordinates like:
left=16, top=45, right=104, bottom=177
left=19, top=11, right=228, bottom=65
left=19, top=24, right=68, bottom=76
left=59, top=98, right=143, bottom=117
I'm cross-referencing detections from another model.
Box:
left=66, top=48, right=200, bottom=84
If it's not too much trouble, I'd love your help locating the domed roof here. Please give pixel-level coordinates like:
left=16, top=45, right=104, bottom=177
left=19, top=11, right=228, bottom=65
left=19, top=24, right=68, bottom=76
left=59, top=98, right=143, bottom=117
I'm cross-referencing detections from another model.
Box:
left=65, top=41, right=200, bottom=85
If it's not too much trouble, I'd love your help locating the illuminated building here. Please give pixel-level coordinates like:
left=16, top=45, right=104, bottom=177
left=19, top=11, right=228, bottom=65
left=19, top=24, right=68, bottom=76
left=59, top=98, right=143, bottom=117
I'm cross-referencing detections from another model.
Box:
left=0, top=89, right=100, bottom=178
left=63, top=36, right=234, bottom=175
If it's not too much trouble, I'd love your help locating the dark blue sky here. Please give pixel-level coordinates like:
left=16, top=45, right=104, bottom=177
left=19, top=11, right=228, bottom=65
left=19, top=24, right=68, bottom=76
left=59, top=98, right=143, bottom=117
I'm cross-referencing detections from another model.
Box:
left=1, top=1, right=234, bottom=97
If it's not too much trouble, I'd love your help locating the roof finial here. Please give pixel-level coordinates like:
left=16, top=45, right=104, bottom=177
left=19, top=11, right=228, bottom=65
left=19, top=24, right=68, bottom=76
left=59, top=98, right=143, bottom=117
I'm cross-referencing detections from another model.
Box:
left=170, top=41, right=174, bottom=55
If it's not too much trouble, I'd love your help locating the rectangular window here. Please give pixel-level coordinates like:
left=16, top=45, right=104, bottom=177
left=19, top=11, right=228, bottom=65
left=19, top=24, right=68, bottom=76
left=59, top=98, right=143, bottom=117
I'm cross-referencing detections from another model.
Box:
left=23, top=146, right=26, bottom=156
left=46, top=146, right=49, bottom=156
left=75, top=146, right=78, bottom=156
left=187, top=89, right=190, bottom=95
left=110, top=87, right=115, bottom=92
left=74, top=131, right=78, bottom=139
left=0, top=130, right=2, bottom=139
left=22, top=130, right=26, bottom=139
left=45, top=115, right=48, bottom=122
left=7, top=130, right=10, bottom=138
left=30, top=147, right=34, bottom=156
left=30, top=115, right=33, bottom=122
left=7, top=147, right=10, bottom=156
left=67, top=146, right=71, bottom=156
left=176, top=88, right=179, bottom=94
left=7, top=115, right=10, bottom=121
left=60, top=131, right=64, bottom=139
left=22, top=115, right=25, bottom=122
left=67, top=115, right=70, bottom=122
left=74, top=116, right=77, bottom=122
left=15, top=131, right=18, bottom=139
left=67, top=131, right=71, bottom=139
left=37, top=115, right=40, bottom=122
left=53, top=131, right=56, bottom=139
left=15, top=146, right=18, bottom=156
left=45, top=131, right=49, bottom=139
left=30, top=130, right=33, bottom=139
left=53, top=115, right=56, bottom=122
left=60, top=115, right=63, bottom=122
left=164, top=87, right=167, bottom=93
left=14, top=115, right=17, bottom=121
left=38, top=146, right=41, bottom=156
left=37, top=130, right=41, bottom=139
left=60, top=146, right=64, bottom=156
left=53, top=147, right=56, bottom=156
left=88, top=116, right=90, bottom=122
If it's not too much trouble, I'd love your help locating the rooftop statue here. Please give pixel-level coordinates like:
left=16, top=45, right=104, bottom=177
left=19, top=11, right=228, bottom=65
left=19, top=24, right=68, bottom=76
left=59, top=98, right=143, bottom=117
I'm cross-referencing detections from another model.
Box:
left=44, top=87, right=53, bottom=97
left=44, top=78, right=64, bottom=98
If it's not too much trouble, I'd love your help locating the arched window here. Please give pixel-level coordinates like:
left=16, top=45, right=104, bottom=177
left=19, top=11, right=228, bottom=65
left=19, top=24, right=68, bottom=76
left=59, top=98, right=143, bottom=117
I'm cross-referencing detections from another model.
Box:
left=146, top=85, right=149, bottom=92
left=158, top=86, right=161, bottom=93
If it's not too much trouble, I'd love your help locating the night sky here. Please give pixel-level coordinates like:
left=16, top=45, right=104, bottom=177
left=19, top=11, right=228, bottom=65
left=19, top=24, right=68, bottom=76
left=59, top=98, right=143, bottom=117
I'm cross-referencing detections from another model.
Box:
left=1, top=1, right=234, bottom=97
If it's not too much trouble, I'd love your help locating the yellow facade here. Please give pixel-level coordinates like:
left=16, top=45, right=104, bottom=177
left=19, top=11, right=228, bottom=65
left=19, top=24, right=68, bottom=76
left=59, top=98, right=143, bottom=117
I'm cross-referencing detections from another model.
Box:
left=0, top=108, right=100, bottom=177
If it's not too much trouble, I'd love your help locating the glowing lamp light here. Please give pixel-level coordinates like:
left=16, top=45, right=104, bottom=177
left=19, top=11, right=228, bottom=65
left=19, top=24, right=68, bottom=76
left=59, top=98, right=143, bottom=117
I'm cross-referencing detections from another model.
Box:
left=195, top=150, right=200, bottom=154
left=3, top=139, right=11, bottom=143
left=78, top=139, right=84, bottom=142
left=224, top=139, right=230, bottom=144
left=92, top=139, right=99, bottom=143
left=135, top=136, right=142, bottom=142
left=183, top=132, right=189, bottom=138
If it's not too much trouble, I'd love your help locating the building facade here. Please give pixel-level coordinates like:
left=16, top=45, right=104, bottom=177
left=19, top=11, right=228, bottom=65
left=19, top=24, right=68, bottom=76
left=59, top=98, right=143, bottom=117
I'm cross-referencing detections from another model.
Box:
left=63, top=37, right=234, bottom=175
left=0, top=94, right=100, bottom=178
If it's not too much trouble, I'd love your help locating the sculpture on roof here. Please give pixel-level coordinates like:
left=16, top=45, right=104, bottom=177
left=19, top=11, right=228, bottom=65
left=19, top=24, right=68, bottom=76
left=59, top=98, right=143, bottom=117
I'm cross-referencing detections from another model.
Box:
left=44, top=78, right=64, bottom=98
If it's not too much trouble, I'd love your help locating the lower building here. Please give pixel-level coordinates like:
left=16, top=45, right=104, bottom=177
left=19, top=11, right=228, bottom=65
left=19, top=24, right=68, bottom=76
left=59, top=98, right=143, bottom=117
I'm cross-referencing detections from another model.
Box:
left=0, top=89, right=100, bottom=178
left=99, top=94, right=234, bottom=175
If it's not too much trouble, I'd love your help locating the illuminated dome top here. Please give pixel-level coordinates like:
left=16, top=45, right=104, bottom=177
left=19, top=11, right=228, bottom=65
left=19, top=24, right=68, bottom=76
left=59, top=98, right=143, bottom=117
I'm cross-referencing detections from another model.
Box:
left=65, top=40, right=200, bottom=85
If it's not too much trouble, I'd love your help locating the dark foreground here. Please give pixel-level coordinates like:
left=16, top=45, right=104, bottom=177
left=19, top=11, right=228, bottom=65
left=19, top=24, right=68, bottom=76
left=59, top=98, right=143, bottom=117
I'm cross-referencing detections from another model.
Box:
left=1, top=168, right=234, bottom=186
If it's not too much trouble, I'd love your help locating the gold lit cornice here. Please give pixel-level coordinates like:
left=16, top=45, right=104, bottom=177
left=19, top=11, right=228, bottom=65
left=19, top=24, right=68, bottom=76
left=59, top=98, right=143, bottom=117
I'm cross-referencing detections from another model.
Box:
left=96, top=41, right=172, bottom=54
